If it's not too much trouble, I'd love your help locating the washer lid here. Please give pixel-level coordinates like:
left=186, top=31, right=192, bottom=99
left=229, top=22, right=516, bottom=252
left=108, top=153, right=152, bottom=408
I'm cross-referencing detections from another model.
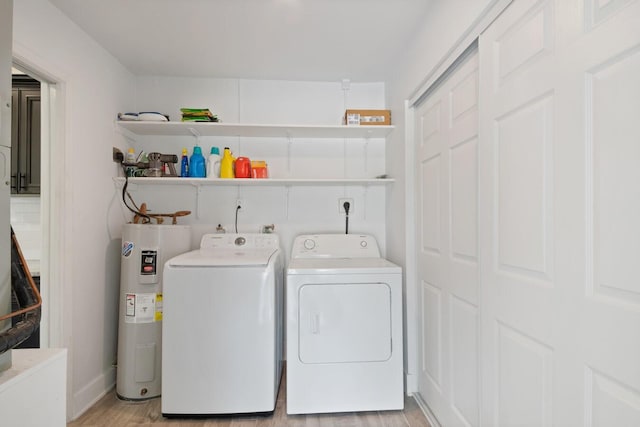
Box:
left=287, top=257, right=401, bottom=275
left=167, top=247, right=279, bottom=267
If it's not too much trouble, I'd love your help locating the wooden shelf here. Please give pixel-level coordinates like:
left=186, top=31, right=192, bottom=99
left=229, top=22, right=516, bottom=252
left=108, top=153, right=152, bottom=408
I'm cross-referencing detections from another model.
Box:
left=116, top=120, right=394, bottom=139
left=113, top=177, right=394, bottom=187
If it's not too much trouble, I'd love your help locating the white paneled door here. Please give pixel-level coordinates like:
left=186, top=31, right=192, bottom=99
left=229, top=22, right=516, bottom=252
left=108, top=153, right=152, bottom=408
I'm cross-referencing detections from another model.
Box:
left=479, top=0, right=640, bottom=426
left=416, top=48, right=480, bottom=426
left=415, top=0, right=640, bottom=425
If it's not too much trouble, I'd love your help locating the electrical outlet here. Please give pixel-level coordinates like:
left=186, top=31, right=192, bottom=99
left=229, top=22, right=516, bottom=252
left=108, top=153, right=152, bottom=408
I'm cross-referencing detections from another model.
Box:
left=236, top=198, right=244, bottom=211
left=339, top=198, right=354, bottom=214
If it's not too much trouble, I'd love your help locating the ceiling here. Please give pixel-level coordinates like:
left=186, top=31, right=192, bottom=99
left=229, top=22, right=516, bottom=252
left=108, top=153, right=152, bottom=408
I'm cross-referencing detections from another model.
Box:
left=48, top=0, right=432, bottom=82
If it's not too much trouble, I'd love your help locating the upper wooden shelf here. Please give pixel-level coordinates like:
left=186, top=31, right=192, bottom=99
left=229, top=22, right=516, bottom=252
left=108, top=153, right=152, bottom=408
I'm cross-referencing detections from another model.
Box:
left=116, top=121, right=394, bottom=139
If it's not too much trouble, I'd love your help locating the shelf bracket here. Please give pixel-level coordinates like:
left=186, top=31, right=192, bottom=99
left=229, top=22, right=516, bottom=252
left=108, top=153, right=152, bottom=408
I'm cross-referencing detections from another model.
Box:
left=188, top=127, right=201, bottom=138
left=364, top=134, right=370, bottom=174
left=190, top=181, right=203, bottom=219
left=286, top=133, right=293, bottom=177
left=363, top=186, right=368, bottom=221
left=285, top=185, right=291, bottom=220
left=113, top=121, right=138, bottom=145
left=189, top=127, right=202, bottom=149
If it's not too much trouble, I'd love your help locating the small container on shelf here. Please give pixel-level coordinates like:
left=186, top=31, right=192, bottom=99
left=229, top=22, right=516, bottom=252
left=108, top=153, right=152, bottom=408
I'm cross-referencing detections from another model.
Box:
left=251, top=161, right=269, bottom=179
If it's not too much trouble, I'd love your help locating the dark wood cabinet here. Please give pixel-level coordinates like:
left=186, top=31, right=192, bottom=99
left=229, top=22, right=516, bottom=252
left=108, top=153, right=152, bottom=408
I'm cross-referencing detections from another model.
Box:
left=11, top=76, right=41, bottom=195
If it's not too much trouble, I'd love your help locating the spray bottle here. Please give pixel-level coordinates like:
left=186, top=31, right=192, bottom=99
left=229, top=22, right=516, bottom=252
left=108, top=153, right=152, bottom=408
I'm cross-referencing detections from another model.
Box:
left=180, top=148, right=189, bottom=177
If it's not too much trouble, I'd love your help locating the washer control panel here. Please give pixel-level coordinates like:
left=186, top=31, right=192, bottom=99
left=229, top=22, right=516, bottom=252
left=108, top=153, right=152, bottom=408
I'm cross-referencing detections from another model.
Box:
left=200, top=233, right=280, bottom=250
left=291, top=234, right=381, bottom=259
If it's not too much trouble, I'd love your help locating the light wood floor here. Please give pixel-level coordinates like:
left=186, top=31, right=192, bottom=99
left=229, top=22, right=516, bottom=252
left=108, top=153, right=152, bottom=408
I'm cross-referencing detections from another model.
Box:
left=68, top=374, right=431, bottom=427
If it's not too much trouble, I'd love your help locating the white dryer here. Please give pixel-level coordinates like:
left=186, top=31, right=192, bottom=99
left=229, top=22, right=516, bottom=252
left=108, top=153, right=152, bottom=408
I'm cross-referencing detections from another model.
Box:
left=286, top=234, right=403, bottom=414
left=162, top=233, right=284, bottom=417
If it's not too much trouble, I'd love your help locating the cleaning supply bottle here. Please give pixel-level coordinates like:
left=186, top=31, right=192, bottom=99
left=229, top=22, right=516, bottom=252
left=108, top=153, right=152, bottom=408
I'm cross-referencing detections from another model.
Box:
left=220, top=147, right=235, bottom=179
left=206, top=146, right=221, bottom=179
left=189, top=146, right=206, bottom=178
left=180, top=148, right=189, bottom=177
left=125, top=148, right=137, bottom=177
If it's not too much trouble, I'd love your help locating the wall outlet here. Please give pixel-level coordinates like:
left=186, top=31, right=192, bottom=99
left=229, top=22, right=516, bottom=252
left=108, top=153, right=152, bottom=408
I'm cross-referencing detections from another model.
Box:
left=236, top=198, right=244, bottom=211
left=339, top=198, right=354, bottom=214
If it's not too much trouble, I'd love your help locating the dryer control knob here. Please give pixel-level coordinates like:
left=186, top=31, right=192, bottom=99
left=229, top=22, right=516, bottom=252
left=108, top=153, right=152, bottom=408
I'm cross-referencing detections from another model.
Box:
left=303, top=239, right=316, bottom=250
left=235, top=237, right=246, bottom=246
left=360, top=240, right=368, bottom=248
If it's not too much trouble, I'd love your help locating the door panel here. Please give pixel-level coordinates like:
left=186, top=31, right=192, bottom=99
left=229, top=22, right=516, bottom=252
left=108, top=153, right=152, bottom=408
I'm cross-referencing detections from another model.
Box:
left=480, top=1, right=562, bottom=424
left=495, top=93, right=553, bottom=278
left=21, top=90, right=41, bottom=194
left=496, top=322, right=553, bottom=427
left=416, top=48, right=480, bottom=426
left=449, top=295, right=479, bottom=426
left=421, top=280, right=442, bottom=388
left=421, top=156, right=441, bottom=253
left=479, top=0, right=640, bottom=426
left=11, top=87, right=40, bottom=194
left=591, top=48, right=640, bottom=302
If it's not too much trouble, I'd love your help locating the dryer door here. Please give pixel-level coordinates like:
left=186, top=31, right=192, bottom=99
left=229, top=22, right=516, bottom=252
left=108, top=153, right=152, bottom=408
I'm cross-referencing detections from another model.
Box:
left=298, top=283, right=392, bottom=364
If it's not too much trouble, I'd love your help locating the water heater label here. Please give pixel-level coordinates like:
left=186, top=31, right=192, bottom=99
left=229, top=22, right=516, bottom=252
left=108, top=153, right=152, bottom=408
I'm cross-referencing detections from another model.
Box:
left=155, top=293, right=163, bottom=322
left=125, top=293, right=135, bottom=316
left=122, top=241, right=134, bottom=257
left=124, top=292, right=160, bottom=323
left=140, top=250, right=157, bottom=275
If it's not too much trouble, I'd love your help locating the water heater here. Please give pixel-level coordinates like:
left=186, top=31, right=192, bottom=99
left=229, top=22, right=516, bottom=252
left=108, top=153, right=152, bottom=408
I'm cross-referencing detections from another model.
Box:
left=116, top=223, right=191, bottom=400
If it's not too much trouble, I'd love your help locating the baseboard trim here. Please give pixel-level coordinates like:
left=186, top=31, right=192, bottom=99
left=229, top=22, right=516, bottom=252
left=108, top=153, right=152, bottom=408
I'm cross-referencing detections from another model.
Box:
left=411, top=393, right=441, bottom=427
left=71, top=366, right=116, bottom=420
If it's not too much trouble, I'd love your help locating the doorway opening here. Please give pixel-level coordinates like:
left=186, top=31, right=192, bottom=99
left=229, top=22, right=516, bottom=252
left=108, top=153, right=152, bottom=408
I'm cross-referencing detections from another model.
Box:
left=9, top=60, right=64, bottom=351
left=9, top=66, right=41, bottom=348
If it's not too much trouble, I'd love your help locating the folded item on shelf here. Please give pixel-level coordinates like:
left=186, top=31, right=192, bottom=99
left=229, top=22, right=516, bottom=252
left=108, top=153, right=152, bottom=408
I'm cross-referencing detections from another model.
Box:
left=118, top=111, right=170, bottom=121
left=138, top=112, right=169, bottom=121
left=117, top=112, right=139, bottom=121
left=181, top=116, right=219, bottom=122
left=180, top=108, right=219, bottom=122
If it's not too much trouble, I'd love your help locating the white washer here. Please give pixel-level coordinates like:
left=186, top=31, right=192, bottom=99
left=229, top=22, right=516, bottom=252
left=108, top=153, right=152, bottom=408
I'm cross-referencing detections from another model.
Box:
left=162, top=233, right=284, bottom=417
left=286, top=234, right=403, bottom=414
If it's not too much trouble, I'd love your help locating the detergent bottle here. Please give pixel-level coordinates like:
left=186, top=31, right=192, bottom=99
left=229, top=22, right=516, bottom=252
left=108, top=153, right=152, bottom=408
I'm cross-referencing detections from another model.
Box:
left=206, top=146, right=221, bottom=179
left=220, top=147, right=235, bottom=178
left=189, top=146, right=206, bottom=178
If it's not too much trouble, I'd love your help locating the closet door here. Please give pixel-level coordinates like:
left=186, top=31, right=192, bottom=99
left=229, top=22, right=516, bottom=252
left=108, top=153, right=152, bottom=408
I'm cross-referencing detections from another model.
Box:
left=415, top=48, right=480, bottom=426
left=479, top=0, right=640, bottom=425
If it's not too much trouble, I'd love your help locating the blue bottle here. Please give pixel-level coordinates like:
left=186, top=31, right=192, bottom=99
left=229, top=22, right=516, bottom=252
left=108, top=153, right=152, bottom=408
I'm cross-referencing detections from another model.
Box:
left=180, top=148, right=189, bottom=177
left=189, top=146, right=206, bottom=178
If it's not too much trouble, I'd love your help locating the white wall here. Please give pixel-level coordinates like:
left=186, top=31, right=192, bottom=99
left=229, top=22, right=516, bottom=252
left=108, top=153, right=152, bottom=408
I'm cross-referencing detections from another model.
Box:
left=13, top=0, right=136, bottom=419
left=128, top=78, right=388, bottom=259
left=385, top=0, right=495, bottom=393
